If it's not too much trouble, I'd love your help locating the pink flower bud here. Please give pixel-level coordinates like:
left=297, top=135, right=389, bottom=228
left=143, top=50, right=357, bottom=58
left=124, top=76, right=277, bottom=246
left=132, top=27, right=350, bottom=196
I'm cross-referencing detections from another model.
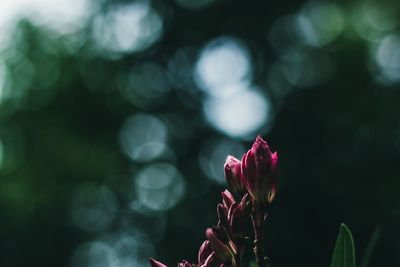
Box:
left=178, top=260, right=192, bottom=267
left=149, top=258, right=168, bottom=267
left=201, top=251, right=217, bottom=267
left=241, top=136, right=278, bottom=206
left=218, top=190, right=235, bottom=228
left=216, top=203, right=228, bottom=228
left=205, top=227, right=232, bottom=262
left=198, top=240, right=213, bottom=266
left=224, top=156, right=245, bottom=196
left=228, top=193, right=250, bottom=240
left=221, top=190, right=235, bottom=211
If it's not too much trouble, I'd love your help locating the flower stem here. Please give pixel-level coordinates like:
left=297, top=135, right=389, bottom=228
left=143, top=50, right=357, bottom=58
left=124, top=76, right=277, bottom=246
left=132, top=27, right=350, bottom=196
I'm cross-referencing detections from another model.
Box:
left=239, top=239, right=249, bottom=267
left=251, top=207, right=267, bottom=267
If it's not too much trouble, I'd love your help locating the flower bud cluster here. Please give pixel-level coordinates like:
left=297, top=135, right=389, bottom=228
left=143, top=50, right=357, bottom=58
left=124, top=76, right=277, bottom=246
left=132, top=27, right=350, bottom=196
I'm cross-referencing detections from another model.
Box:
left=150, top=136, right=278, bottom=267
left=223, top=135, right=279, bottom=208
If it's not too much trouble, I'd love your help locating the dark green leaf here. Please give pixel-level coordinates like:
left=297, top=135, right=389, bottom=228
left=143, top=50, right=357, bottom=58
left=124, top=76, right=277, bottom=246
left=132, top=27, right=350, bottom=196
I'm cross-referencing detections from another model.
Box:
left=330, top=223, right=356, bottom=267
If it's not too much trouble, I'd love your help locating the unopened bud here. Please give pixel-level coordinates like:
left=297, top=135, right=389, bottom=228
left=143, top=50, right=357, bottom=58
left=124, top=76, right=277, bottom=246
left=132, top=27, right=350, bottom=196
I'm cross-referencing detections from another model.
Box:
left=228, top=194, right=250, bottom=241
left=205, top=227, right=231, bottom=262
left=241, top=135, right=278, bottom=206
left=221, top=190, right=235, bottom=211
left=201, top=251, right=217, bottom=267
left=198, top=240, right=213, bottom=266
left=217, top=203, right=228, bottom=228
left=178, top=260, right=192, bottom=267
left=224, top=156, right=245, bottom=196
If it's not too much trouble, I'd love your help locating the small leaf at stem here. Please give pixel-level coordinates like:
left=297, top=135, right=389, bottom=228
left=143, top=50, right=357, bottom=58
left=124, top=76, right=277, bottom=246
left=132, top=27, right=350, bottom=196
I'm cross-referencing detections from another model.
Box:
left=330, top=223, right=356, bottom=267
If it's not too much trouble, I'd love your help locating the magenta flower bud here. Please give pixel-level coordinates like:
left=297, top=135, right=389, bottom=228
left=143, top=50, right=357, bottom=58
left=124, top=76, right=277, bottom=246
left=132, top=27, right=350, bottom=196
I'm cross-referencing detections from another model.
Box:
left=221, top=190, right=235, bottom=211
left=228, top=194, right=250, bottom=240
left=216, top=203, right=228, bottom=228
left=227, top=203, right=239, bottom=229
left=205, top=227, right=231, bottom=262
left=178, top=260, right=192, bottom=267
left=149, top=258, right=168, bottom=267
left=217, top=203, right=227, bottom=218
left=224, top=156, right=245, bottom=196
left=201, top=251, right=217, bottom=267
left=198, top=240, right=213, bottom=266
left=241, top=135, right=278, bottom=206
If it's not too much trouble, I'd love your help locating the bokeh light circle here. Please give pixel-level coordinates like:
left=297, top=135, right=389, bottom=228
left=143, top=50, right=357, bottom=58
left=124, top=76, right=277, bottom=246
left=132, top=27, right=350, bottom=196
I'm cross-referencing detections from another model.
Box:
left=375, top=34, right=400, bottom=82
left=133, top=163, right=186, bottom=212
left=278, top=48, right=333, bottom=88
left=194, top=37, right=252, bottom=98
left=92, top=2, right=163, bottom=55
left=119, top=113, right=167, bottom=162
left=203, top=86, right=270, bottom=139
left=71, top=183, right=118, bottom=233
left=70, top=241, right=116, bottom=267
left=118, top=62, right=170, bottom=109
left=295, top=1, right=345, bottom=47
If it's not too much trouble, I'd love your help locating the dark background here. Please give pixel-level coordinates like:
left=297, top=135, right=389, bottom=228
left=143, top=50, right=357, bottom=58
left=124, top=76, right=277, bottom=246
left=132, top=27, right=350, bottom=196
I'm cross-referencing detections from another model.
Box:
left=0, top=0, right=399, bottom=266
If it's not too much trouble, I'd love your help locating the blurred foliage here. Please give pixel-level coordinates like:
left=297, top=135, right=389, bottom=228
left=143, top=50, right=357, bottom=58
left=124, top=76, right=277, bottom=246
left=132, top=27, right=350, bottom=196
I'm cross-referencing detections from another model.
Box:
left=0, top=0, right=399, bottom=267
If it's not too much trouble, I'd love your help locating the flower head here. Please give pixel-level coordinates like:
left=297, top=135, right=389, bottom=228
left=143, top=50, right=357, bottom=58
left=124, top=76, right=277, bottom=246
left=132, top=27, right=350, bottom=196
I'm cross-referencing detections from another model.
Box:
left=224, top=156, right=245, bottom=196
left=241, top=135, right=278, bottom=206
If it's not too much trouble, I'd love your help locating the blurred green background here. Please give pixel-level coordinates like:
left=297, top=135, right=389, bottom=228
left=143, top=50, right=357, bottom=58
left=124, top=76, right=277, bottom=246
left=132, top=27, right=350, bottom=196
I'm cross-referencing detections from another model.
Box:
left=0, top=0, right=399, bottom=266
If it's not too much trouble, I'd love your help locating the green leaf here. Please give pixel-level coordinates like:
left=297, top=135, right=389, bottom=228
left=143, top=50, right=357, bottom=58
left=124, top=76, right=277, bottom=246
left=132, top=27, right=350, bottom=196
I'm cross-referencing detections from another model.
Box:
left=330, top=223, right=356, bottom=267
left=360, top=226, right=382, bottom=267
